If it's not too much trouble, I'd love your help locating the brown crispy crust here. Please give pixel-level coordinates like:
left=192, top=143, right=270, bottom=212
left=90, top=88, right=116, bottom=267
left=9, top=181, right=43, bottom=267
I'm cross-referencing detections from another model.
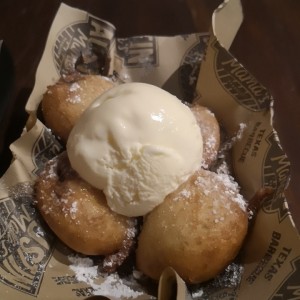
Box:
left=41, top=75, right=114, bottom=142
left=35, top=152, right=136, bottom=256
left=136, top=169, right=248, bottom=284
left=190, top=104, right=221, bottom=168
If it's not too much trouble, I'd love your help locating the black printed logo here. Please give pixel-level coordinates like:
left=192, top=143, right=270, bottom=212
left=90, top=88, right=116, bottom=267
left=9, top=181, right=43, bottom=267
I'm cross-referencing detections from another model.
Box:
left=53, top=15, right=115, bottom=75
left=0, top=183, right=54, bottom=296
left=161, top=34, right=209, bottom=103
left=271, top=257, right=300, bottom=299
left=116, top=36, right=158, bottom=68
left=212, top=38, right=271, bottom=111
left=262, top=132, right=290, bottom=222
left=178, top=34, right=209, bottom=102
left=32, top=127, right=62, bottom=175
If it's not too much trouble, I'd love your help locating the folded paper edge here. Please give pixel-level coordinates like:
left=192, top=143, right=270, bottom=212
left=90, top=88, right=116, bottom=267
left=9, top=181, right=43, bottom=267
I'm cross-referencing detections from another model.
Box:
left=212, top=0, right=243, bottom=50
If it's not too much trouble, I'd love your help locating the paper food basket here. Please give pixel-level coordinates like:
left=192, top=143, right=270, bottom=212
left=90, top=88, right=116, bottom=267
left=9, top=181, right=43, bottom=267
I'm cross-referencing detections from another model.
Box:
left=0, top=1, right=299, bottom=299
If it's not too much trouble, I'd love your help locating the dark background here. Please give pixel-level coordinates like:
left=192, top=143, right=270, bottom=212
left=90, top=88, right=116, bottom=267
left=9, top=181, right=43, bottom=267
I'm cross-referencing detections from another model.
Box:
left=0, top=0, right=299, bottom=231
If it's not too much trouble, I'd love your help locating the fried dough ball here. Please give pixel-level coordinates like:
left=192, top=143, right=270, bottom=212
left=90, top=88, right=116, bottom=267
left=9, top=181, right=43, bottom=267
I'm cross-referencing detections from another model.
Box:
left=136, top=169, right=248, bottom=284
left=35, top=152, right=135, bottom=256
left=190, top=104, right=220, bottom=168
left=41, top=75, right=114, bottom=142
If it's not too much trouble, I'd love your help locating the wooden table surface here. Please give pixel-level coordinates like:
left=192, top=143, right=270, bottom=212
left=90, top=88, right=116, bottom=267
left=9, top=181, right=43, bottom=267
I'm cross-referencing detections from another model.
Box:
left=0, top=0, right=299, bottom=231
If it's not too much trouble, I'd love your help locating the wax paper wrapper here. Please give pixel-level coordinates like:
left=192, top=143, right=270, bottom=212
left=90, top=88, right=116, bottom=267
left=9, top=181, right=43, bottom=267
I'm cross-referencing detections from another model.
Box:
left=0, top=1, right=299, bottom=299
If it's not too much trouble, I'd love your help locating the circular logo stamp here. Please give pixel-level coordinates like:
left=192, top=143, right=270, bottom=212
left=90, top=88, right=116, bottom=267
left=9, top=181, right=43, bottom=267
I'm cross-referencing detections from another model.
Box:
left=53, top=16, right=115, bottom=76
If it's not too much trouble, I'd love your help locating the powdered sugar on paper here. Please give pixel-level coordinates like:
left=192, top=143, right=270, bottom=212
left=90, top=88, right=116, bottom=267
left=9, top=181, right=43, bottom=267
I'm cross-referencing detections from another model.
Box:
left=68, top=255, right=146, bottom=299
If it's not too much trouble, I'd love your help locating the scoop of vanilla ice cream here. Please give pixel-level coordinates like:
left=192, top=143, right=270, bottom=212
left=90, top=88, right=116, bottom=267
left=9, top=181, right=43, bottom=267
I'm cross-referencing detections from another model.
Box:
left=67, top=82, right=203, bottom=217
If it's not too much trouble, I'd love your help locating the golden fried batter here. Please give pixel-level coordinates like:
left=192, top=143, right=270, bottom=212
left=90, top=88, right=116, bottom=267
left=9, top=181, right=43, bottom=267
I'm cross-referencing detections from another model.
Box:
left=190, top=104, right=220, bottom=168
left=35, top=152, right=135, bottom=256
left=41, top=75, right=114, bottom=142
left=136, top=169, right=248, bottom=284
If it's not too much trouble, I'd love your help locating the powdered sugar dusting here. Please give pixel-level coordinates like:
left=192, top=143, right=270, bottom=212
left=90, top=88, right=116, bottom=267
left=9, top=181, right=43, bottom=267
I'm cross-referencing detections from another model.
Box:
left=69, top=82, right=81, bottom=92
left=66, top=94, right=81, bottom=104
left=92, top=274, right=144, bottom=299
left=215, top=263, right=244, bottom=288
left=236, top=123, right=247, bottom=140
left=37, top=155, right=81, bottom=220
left=68, top=255, right=144, bottom=299
left=35, top=226, right=45, bottom=237
left=190, top=105, right=219, bottom=168
left=215, top=162, right=246, bottom=211
left=65, top=82, right=83, bottom=103
left=69, top=256, right=97, bottom=285
left=201, top=125, right=218, bottom=169
left=192, top=289, right=204, bottom=298
left=70, top=201, right=78, bottom=219
left=190, top=263, right=244, bottom=299
left=173, top=188, right=192, bottom=201
left=194, top=168, right=246, bottom=212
